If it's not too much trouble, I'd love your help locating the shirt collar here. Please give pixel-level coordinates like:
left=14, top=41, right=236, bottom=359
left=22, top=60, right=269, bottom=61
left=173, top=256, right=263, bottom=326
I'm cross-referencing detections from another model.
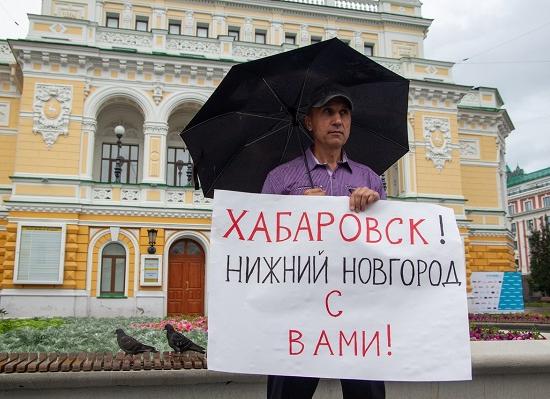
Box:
left=305, top=147, right=353, bottom=172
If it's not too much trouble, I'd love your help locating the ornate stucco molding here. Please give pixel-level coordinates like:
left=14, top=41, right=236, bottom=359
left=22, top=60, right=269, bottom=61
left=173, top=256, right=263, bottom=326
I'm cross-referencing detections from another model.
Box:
left=423, top=117, right=451, bottom=171
left=33, top=84, right=73, bottom=148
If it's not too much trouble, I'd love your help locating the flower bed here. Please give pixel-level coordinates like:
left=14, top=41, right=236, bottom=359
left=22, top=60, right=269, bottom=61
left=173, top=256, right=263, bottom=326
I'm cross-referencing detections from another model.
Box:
left=469, top=313, right=550, bottom=324
left=470, top=325, right=545, bottom=341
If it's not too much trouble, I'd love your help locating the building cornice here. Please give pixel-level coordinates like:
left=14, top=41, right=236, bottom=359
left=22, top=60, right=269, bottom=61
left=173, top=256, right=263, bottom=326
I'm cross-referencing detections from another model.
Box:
left=5, top=201, right=213, bottom=219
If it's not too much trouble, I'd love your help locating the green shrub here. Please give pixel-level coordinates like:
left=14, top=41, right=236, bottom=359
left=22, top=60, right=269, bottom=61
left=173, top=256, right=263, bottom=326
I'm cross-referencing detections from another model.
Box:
left=0, top=318, right=64, bottom=334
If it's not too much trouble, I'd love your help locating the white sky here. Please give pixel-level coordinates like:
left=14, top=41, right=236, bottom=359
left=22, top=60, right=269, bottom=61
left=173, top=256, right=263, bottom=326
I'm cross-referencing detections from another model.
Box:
left=1, top=0, right=549, bottom=173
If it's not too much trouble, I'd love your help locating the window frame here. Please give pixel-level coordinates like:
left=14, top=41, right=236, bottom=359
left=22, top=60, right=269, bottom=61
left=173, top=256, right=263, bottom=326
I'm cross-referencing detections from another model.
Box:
left=106, top=13, right=120, bottom=29
left=364, top=43, right=374, bottom=56
left=228, top=26, right=240, bottom=41
left=543, top=196, right=550, bottom=208
left=168, top=19, right=181, bottom=35
left=135, top=16, right=149, bottom=32
left=508, top=203, right=516, bottom=215
left=524, top=199, right=533, bottom=212
left=284, top=33, right=296, bottom=45
left=310, top=36, right=322, bottom=44
left=13, top=222, right=66, bottom=285
left=100, top=143, right=140, bottom=184
left=166, top=146, right=194, bottom=187
left=98, top=242, right=128, bottom=298
left=196, top=23, right=209, bottom=38
left=255, top=30, right=266, bottom=44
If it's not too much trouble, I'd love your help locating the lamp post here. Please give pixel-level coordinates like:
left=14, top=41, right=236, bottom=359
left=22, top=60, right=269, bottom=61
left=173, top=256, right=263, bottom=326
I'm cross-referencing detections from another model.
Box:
left=175, top=159, right=184, bottom=187
left=147, top=228, right=158, bottom=254
left=114, top=125, right=125, bottom=183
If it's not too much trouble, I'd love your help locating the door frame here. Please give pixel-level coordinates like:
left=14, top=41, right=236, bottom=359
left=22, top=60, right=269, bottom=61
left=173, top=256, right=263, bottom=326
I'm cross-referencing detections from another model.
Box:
left=163, top=231, right=209, bottom=316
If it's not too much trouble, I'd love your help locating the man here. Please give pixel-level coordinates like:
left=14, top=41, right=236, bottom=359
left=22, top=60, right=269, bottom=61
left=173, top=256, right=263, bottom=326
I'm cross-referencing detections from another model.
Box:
left=261, top=87, right=386, bottom=399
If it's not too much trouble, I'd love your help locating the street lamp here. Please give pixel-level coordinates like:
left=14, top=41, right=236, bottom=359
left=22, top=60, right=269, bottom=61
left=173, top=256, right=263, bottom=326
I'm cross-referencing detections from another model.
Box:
left=114, top=125, right=125, bottom=183
left=147, top=228, right=158, bottom=254
left=175, top=159, right=184, bottom=187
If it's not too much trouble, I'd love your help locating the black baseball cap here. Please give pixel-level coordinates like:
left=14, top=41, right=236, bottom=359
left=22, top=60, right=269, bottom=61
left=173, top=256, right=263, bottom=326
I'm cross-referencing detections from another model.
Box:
left=309, top=86, right=353, bottom=111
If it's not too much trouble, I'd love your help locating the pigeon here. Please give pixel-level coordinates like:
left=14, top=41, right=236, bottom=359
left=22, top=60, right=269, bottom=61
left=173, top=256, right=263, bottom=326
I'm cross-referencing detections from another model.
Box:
left=115, top=328, right=158, bottom=355
left=164, top=323, right=206, bottom=354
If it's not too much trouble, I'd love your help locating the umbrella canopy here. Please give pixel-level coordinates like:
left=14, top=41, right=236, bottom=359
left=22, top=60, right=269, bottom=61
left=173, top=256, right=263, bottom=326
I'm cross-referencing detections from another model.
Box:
left=181, top=38, right=409, bottom=198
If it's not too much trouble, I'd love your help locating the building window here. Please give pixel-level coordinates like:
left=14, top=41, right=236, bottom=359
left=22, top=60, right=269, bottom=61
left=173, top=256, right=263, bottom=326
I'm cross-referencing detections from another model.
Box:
left=364, top=44, right=374, bottom=56
left=524, top=200, right=533, bottom=212
left=255, top=30, right=266, bottom=44
left=228, top=26, right=240, bottom=41
left=167, top=147, right=193, bottom=187
left=106, top=13, right=119, bottom=28
left=100, top=143, right=139, bottom=184
left=15, top=225, right=65, bottom=284
left=546, top=215, right=550, bottom=226
left=511, top=222, right=516, bottom=235
left=197, top=23, right=209, bottom=38
left=169, top=20, right=181, bottom=35
left=508, top=204, right=516, bottom=215
left=310, top=36, right=322, bottom=44
left=100, top=243, right=126, bottom=296
left=527, top=219, right=534, bottom=231
left=544, top=196, right=550, bottom=208
left=135, top=16, right=149, bottom=32
left=285, top=33, right=296, bottom=45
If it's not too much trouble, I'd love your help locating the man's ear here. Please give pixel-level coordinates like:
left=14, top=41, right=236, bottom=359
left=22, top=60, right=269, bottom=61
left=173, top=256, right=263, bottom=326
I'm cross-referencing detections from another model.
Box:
left=304, top=114, right=312, bottom=131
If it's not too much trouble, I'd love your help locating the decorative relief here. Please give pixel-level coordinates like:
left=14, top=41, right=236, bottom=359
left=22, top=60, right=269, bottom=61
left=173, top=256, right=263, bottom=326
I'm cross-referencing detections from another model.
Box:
left=33, top=84, right=73, bottom=148
left=54, top=4, right=85, bottom=19
left=233, top=44, right=279, bottom=59
left=391, top=40, right=418, bottom=58
left=49, top=23, right=67, bottom=34
left=423, top=117, right=452, bottom=171
left=81, top=117, right=97, bottom=134
left=300, top=25, right=309, bottom=45
left=166, top=191, right=185, bottom=203
left=193, top=190, right=212, bottom=206
left=93, top=188, right=112, bottom=200
left=97, top=31, right=152, bottom=48
left=459, top=139, right=480, bottom=159
left=121, top=189, right=140, bottom=201
left=460, top=92, right=481, bottom=107
left=153, top=83, right=163, bottom=105
left=166, top=38, right=220, bottom=55
left=0, top=102, right=10, bottom=126
left=0, top=43, right=11, bottom=56
left=378, top=61, right=402, bottom=75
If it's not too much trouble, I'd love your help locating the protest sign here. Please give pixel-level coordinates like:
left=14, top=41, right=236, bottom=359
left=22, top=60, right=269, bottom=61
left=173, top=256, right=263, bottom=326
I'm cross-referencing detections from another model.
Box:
left=207, top=190, right=472, bottom=381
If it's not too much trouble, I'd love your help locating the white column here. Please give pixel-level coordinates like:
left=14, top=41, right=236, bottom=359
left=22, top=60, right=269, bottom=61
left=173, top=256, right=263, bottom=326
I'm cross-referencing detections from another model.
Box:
left=183, top=11, right=194, bottom=35
left=121, top=0, right=132, bottom=30
left=95, top=0, right=104, bottom=25
left=142, top=122, right=168, bottom=184
left=81, top=117, right=97, bottom=180
left=212, top=14, right=226, bottom=37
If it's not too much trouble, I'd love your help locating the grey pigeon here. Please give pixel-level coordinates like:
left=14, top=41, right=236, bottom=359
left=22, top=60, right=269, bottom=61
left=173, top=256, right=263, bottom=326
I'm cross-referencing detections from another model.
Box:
left=164, top=323, right=205, bottom=354
left=115, top=328, right=158, bottom=355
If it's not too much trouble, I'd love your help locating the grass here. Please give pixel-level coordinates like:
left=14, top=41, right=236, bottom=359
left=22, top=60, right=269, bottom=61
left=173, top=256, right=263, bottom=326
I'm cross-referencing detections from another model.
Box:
left=0, top=317, right=207, bottom=353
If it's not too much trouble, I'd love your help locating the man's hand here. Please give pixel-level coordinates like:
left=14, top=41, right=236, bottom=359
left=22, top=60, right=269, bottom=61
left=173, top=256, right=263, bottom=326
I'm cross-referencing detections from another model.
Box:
left=304, top=188, right=326, bottom=196
left=349, top=187, right=380, bottom=212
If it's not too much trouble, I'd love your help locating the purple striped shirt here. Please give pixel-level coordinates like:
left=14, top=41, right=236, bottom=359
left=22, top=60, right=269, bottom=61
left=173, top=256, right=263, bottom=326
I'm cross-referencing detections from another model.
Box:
left=261, top=147, right=386, bottom=199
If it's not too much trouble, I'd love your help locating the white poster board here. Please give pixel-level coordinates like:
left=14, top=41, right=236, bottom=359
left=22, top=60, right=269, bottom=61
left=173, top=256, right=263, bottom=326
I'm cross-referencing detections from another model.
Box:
left=207, top=190, right=472, bottom=381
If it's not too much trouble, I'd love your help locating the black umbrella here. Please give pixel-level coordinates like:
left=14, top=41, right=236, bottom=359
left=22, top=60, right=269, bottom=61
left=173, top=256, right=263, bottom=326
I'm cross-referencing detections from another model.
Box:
left=181, top=38, right=409, bottom=198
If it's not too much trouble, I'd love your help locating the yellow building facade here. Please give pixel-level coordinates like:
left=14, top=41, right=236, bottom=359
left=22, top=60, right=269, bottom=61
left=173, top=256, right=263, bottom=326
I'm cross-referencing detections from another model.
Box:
left=0, top=0, right=514, bottom=317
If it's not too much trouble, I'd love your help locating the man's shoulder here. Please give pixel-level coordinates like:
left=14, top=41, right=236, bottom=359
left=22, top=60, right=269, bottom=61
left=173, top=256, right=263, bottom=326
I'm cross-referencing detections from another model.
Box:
left=267, top=155, right=304, bottom=175
left=347, top=158, right=379, bottom=177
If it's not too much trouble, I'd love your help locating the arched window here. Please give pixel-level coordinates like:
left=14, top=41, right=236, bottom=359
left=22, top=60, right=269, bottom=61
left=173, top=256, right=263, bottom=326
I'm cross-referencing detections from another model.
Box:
left=100, top=242, right=126, bottom=296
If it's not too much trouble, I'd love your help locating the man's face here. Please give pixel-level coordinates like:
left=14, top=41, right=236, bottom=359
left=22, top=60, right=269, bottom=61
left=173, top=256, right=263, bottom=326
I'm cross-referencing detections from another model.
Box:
left=305, top=97, right=351, bottom=150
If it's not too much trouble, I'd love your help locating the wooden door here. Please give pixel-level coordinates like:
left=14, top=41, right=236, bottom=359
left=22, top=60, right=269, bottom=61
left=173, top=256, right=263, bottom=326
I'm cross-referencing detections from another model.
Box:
left=167, top=239, right=205, bottom=315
